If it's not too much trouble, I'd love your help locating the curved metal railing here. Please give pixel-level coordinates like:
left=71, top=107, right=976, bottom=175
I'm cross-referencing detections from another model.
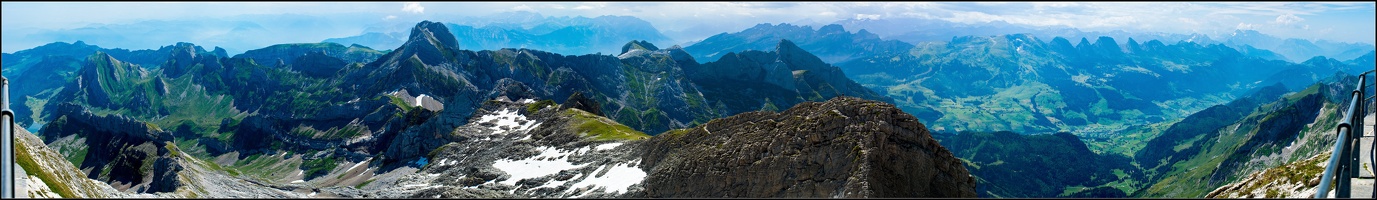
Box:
left=1316, top=70, right=1373, bottom=198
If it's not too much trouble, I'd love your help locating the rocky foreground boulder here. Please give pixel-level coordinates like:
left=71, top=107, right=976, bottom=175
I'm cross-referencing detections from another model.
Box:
left=633, top=96, right=977, bottom=198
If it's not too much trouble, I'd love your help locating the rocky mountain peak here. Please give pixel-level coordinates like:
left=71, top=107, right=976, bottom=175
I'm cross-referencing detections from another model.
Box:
left=291, top=51, right=347, bottom=77
left=1127, top=37, right=1143, bottom=53
left=489, top=78, right=538, bottom=101
left=636, top=97, right=976, bottom=197
left=1048, top=36, right=1077, bottom=53
left=751, top=22, right=777, bottom=29
left=855, top=28, right=880, bottom=40
left=1075, top=37, right=1094, bottom=49
left=664, top=45, right=696, bottom=63
left=774, top=39, right=830, bottom=71
left=775, top=39, right=801, bottom=52
left=80, top=51, right=141, bottom=86
left=817, top=24, right=846, bottom=34
left=406, top=20, right=462, bottom=52
left=169, top=43, right=199, bottom=63
left=211, top=47, right=229, bottom=58
left=621, top=40, right=660, bottom=55
left=1232, top=29, right=1264, bottom=37
left=1093, top=36, right=1123, bottom=54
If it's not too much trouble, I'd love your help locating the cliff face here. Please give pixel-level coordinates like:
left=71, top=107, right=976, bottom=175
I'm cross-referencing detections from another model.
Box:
left=17, top=118, right=310, bottom=198
left=1205, top=152, right=1330, bottom=198
left=40, top=103, right=182, bottom=193
left=634, top=96, right=976, bottom=198
left=13, top=121, right=125, bottom=198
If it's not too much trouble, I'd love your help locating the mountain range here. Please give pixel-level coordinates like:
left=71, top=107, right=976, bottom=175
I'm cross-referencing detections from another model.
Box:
left=6, top=14, right=1375, bottom=199
left=7, top=20, right=951, bottom=198
left=325, top=12, right=671, bottom=56
left=831, top=18, right=1375, bottom=62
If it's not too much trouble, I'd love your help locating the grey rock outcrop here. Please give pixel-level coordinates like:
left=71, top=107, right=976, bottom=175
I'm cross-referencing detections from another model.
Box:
left=39, top=103, right=182, bottom=194
left=634, top=96, right=976, bottom=198
left=558, top=91, right=603, bottom=117
left=144, top=157, right=183, bottom=193
left=488, top=78, right=538, bottom=101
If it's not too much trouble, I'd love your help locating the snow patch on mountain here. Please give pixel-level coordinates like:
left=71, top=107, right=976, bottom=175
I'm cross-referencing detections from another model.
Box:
left=493, top=147, right=587, bottom=186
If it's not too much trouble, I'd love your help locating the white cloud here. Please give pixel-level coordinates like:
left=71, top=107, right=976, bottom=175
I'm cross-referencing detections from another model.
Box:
left=1274, top=13, right=1303, bottom=24
left=402, top=2, right=424, bottom=14
left=899, top=12, right=934, bottom=19
left=512, top=4, right=535, bottom=12
left=573, top=5, right=594, bottom=10
left=819, top=11, right=837, bottom=17
left=1087, top=15, right=1137, bottom=28
left=943, top=11, right=1001, bottom=24
left=855, top=13, right=881, bottom=20
left=383, top=15, right=397, bottom=20
left=1178, top=17, right=1200, bottom=26
left=1236, top=22, right=1256, bottom=30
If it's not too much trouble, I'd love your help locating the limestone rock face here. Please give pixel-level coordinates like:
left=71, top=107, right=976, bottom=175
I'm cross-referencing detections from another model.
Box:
left=558, top=91, right=603, bottom=117
left=13, top=121, right=124, bottom=198
left=39, top=103, right=181, bottom=194
left=634, top=96, right=976, bottom=198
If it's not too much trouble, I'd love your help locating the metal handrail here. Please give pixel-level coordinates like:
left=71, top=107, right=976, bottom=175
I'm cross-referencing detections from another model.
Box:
left=1317, top=126, right=1351, bottom=198
left=2, top=76, right=12, bottom=198
left=1316, top=71, right=1370, bottom=198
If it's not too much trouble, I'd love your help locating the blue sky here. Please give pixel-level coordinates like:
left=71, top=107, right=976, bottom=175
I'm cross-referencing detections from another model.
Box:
left=2, top=2, right=1373, bottom=53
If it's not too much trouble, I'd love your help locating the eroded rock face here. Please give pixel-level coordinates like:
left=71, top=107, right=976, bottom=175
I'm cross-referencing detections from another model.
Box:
left=39, top=103, right=182, bottom=194
left=634, top=96, right=976, bottom=198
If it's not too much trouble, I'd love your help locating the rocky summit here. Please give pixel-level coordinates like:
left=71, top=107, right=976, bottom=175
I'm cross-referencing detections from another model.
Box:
left=636, top=96, right=976, bottom=198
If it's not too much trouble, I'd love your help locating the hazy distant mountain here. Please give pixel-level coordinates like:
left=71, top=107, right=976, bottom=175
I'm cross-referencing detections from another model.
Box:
left=8, top=14, right=376, bottom=55
left=683, top=23, right=913, bottom=64
left=838, top=33, right=1367, bottom=134
left=684, top=39, right=894, bottom=114
left=832, top=18, right=1217, bottom=48
left=833, top=18, right=1044, bottom=44
left=322, top=12, right=672, bottom=56
left=1219, top=29, right=1376, bottom=62
left=321, top=32, right=407, bottom=51
left=831, top=18, right=1374, bottom=63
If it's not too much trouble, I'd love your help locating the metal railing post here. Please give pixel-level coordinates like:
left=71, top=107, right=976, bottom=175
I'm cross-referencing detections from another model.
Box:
left=1350, top=75, right=1368, bottom=194
left=2, top=76, right=13, bottom=198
